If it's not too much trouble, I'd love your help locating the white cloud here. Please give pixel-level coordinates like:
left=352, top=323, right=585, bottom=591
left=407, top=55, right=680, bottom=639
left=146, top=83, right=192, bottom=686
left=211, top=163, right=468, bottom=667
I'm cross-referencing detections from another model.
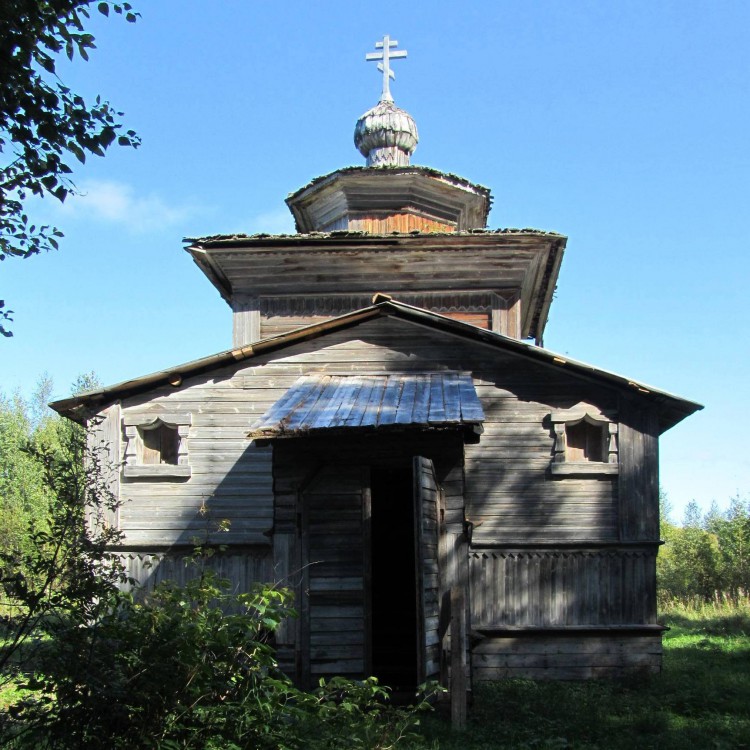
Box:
left=59, top=179, right=196, bottom=233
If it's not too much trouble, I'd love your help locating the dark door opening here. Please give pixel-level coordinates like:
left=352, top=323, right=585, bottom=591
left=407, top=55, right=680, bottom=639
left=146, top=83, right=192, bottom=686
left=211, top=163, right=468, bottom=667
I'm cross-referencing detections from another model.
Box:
left=370, top=465, right=418, bottom=690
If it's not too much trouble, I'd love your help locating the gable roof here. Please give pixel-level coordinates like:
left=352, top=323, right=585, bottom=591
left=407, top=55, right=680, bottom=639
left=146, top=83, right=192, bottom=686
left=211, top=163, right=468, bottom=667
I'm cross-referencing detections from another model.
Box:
left=50, top=298, right=702, bottom=432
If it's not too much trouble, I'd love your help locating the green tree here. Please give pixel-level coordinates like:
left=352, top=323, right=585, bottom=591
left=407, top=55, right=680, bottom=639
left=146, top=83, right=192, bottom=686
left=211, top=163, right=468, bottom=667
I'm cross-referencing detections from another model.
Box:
left=0, top=389, right=54, bottom=554
left=705, top=495, right=750, bottom=601
left=0, top=0, right=140, bottom=336
left=658, top=501, right=723, bottom=602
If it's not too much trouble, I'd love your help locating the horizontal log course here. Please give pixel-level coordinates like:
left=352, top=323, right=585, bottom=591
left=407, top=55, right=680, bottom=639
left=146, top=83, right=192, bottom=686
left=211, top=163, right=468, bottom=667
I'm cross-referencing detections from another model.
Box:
left=472, top=634, right=662, bottom=680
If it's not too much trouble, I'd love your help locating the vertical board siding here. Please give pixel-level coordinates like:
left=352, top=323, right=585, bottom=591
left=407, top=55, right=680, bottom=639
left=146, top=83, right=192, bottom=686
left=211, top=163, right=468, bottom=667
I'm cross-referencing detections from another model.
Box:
left=87, top=403, right=121, bottom=531
left=618, top=400, right=660, bottom=541
left=231, top=294, right=260, bottom=347
left=118, top=548, right=273, bottom=594
left=259, top=293, right=497, bottom=340
left=469, top=549, right=657, bottom=627
left=414, top=456, right=442, bottom=681
left=347, top=213, right=456, bottom=234
left=304, top=466, right=368, bottom=678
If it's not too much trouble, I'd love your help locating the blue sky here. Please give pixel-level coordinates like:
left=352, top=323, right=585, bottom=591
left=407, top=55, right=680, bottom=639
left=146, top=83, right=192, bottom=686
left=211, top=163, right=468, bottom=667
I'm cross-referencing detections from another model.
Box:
left=3, top=0, right=748, bottom=521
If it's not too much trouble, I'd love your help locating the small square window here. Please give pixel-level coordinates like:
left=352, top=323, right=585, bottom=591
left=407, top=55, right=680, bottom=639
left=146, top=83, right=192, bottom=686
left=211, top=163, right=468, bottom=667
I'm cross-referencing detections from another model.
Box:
left=123, top=413, right=191, bottom=479
left=549, top=409, right=618, bottom=476
left=140, top=423, right=179, bottom=465
left=564, top=420, right=605, bottom=463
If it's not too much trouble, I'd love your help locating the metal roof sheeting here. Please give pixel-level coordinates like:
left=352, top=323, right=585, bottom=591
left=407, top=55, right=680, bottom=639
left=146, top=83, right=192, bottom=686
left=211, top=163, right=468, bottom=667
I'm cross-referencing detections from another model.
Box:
left=248, top=373, right=485, bottom=439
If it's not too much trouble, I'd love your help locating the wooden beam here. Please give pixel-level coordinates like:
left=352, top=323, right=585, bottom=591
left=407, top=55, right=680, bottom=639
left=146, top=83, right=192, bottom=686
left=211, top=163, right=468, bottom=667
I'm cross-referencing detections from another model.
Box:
left=450, top=585, right=467, bottom=730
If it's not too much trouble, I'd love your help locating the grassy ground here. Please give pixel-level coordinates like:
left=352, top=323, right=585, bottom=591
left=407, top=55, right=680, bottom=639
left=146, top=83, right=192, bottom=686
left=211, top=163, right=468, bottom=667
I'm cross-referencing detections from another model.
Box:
left=422, top=603, right=750, bottom=749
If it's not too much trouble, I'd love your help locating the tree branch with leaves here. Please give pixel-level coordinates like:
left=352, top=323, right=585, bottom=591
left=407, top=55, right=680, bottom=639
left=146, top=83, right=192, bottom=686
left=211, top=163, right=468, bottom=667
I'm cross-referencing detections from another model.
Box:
left=0, top=0, right=140, bottom=337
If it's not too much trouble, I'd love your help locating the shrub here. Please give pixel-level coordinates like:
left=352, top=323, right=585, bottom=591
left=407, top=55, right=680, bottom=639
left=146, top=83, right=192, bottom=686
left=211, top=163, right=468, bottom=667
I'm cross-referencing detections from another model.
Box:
left=5, top=570, right=431, bottom=749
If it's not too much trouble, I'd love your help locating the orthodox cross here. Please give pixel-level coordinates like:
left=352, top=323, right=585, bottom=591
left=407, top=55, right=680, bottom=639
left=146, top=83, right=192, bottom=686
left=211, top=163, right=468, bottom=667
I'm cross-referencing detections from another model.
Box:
left=365, top=35, right=407, bottom=102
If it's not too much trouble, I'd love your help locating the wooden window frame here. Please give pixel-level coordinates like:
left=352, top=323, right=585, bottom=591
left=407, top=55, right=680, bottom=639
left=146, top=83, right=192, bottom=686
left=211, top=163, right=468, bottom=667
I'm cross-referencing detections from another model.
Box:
left=549, top=409, right=618, bottom=476
left=122, top=413, right=192, bottom=479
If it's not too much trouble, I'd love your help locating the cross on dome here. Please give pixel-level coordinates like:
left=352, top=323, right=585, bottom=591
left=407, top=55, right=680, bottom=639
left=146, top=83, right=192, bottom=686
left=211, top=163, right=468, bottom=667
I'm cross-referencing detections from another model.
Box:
left=365, top=35, right=407, bottom=103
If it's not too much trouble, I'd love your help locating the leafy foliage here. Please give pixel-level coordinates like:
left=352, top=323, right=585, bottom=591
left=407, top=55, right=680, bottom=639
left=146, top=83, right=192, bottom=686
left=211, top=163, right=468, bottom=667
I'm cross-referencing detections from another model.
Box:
left=0, top=375, right=99, bottom=570
left=0, top=0, right=140, bottom=336
left=658, top=496, right=750, bottom=604
left=0, top=392, right=53, bottom=554
left=6, top=568, right=432, bottom=749
left=0, top=383, right=124, bottom=685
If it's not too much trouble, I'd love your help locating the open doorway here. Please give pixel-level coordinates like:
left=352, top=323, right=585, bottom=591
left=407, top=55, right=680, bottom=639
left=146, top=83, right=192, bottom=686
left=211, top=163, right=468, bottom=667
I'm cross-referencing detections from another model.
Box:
left=370, top=465, right=418, bottom=690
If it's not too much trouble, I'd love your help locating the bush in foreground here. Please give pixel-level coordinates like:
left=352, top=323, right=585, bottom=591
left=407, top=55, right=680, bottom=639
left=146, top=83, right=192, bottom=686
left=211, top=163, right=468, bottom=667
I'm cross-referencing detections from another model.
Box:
left=4, top=570, right=432, bottom=749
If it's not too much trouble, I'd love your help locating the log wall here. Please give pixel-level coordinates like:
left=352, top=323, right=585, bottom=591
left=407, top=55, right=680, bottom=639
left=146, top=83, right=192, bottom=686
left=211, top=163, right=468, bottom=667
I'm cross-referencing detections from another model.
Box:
left=93, top=314, right=662, bottom=679
left=472, top=634, right=663, bottom=681
left=110, top=373, right=276, bottom=548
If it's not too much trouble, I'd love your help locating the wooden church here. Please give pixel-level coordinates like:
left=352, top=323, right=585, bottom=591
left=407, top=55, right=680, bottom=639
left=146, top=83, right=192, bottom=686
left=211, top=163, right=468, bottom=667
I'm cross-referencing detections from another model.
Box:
left=52, top=37, right=701, bottom=689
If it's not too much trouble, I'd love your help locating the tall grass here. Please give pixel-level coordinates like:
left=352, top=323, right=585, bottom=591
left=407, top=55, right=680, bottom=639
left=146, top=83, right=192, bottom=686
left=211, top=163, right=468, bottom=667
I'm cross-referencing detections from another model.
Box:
left=660, top=596, right=750, bottom=637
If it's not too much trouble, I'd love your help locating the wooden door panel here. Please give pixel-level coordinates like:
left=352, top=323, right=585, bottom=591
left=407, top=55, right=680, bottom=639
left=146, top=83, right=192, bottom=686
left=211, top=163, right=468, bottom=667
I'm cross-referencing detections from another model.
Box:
left=303, top=465, right=369, bottom=682
left=414, top=456, right=442, bottom=683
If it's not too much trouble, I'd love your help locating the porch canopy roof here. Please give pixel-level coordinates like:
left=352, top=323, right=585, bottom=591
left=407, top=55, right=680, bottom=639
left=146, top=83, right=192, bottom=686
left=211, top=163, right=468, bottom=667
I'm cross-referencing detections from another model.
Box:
left=248, top=372, right=485, bottom=440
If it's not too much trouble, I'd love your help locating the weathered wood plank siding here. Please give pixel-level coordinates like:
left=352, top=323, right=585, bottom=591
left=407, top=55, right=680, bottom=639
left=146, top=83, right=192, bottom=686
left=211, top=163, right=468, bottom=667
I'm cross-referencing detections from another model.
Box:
left=232, top=293, right=260, bottom=347
left=94, top=313, right=663, bottom=679
left=107, top=317, right=620, bottom=551
left=87, top=403, right=121, bottom=531
left=116, top=548, right=273, bottom=594
left=472, top=635, right=662, bottom=681
left=272, top=433, right=463, bottom=686
left=465, top=391, right=618, bottom=545
left=414, top=457, right=442, bottom=681
left=469, top=548, right=657, bottom=627
left=115, top=373, right=275, bottom=548
left=618, top=400, right=660, bottom=542
left=305, top=465, right=369, bottom=679
left=338, top=213, right=456, bottom=234
left=258, top=292, right=500, bottom=340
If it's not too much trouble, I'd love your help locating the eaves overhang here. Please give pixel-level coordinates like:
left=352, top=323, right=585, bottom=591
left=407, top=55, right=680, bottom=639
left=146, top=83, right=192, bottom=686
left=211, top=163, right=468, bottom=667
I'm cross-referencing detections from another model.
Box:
left=184, top=229, right=567, bottom=343
left=285, top=165, right=492, bottom=233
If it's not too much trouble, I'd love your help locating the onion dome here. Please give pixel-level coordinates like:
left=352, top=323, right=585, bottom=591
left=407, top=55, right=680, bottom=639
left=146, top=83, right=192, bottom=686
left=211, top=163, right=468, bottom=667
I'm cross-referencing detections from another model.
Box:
left=354, top=99, right=419, bottom=167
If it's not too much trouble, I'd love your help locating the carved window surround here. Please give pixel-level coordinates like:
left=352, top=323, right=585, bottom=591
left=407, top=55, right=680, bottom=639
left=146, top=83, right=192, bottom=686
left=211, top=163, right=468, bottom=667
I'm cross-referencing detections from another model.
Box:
left=123, top=413, right=192, bottom=479
left=549, top=409, right=618, bottom=476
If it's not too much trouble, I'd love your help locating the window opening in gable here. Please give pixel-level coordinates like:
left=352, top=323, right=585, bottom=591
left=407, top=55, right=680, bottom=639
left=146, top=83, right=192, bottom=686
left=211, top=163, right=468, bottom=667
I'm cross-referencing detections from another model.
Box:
left=565, top=420, right=604, bottom=462
left=140, top=423, right=179, bottom=465
left=123, top=412, right=191, bottom=479
left=549, top=409, right=618, bottom=476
